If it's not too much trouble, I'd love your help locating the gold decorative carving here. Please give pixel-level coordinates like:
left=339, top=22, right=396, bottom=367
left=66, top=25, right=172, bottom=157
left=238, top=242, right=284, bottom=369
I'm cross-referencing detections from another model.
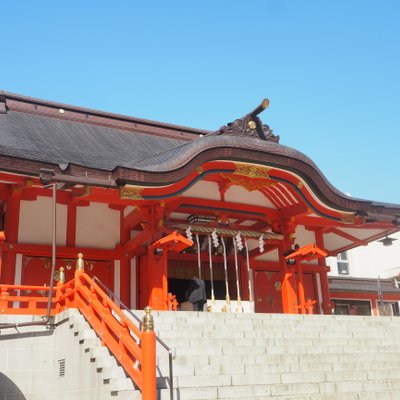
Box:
left=120, top=186, right=144, bottom=200
left=297, top=181, right=303, bottom=189
left=196, top=166, right=204, bottom=174
left=340, top=213, right=355, bottom=224
left=233, top=163, right=270, bottom=179
left=274, top=281, right=282, bottom=291
left=220, top=163, right=275, bottom=192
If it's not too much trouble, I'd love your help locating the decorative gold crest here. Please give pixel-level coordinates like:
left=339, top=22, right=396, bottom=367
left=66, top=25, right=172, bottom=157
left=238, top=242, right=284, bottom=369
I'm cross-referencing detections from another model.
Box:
left=220, top=163, right=275, bottom=192
left=221, top=175, right=275, bottom=192
left=196, top=166, right=204, bottom=175
left=340, top=213, right=355, bottom=224
left=120, top=186, right=144, bottom=200
left=233, top=162, right=270, bottom=179
left=274, top=281, right=282, bottom=291
left=297, top=181, right=303, bottom=189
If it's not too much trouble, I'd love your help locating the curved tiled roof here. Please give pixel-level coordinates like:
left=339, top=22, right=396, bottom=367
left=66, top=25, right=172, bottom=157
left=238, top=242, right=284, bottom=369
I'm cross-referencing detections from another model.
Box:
left=1, top=91, right=400, bottom=221
left=0, top=111, right=184, bottom=171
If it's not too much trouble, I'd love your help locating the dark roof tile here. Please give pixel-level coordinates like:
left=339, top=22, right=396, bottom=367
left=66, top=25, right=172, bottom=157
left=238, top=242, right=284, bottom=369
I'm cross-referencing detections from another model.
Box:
left=0, top=111, right=183, bottom=171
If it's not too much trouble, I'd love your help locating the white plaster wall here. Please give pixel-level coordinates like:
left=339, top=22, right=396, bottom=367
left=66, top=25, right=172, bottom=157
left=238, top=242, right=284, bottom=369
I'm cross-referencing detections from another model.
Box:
left=328, top=231, right=400, bottom=279
left=182, top=181, right=221, bottom=200
left=18, top=197, right=67, bottom=246
left=123, top=205, right=135, bottom=217
left=255, top=248, right=279, bottom=262
left=225, top=186, right=276, bottom=208
left=323, top=232, right=353, bottom=252
left=295, top=225, right=316, bottom=248
left=76, top=203, right=120, bottom=249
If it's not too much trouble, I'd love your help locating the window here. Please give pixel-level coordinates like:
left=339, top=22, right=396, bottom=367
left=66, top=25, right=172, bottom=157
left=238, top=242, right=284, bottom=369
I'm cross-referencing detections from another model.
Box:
left=337, top=251, right=350, bottom=275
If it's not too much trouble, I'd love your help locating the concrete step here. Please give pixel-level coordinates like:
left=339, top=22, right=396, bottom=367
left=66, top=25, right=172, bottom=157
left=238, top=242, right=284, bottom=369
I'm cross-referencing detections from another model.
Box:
left=97, top=365, right=127, bottom=380
left=109, top=377, right=136, bottom=392
left=151, top=310, right=400, bottom=400
left=111, top=389, right=142, bottom=400
left=53, top=308, right=400, bottom=399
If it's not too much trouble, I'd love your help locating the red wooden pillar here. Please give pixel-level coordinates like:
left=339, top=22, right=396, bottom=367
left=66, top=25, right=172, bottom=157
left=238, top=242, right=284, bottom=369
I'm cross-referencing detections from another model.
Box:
left=279, top=219, right=298, bottom=314
left=119, top=256, right=131, bottom=307
left=119, top=208, right=131, bottom=307
left=147, top=249, right=168, bottom=310
left=66, top=202, right=77, bottom=247
left=146, top=231, right=192, bottom=311
left=239, top=253, right=250, bottom=301
left=297, top=262, right=306, bottom=314
left=0, top=231, right=5, bottom=280
left=315, top=229, right=333, bottom=314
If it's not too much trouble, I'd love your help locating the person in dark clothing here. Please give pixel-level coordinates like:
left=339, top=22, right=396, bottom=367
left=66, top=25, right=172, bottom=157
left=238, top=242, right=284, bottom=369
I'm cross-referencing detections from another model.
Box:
left=186, top=276, right=207, bottom=311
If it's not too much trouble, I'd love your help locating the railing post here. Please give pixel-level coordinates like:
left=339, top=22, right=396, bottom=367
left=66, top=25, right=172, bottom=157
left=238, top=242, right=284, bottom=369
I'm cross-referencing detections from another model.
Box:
left=74, top=253, right=85, bottom=306
left=141, top=306, right=156, bottom=400
left=55, top=267, right=65, bottom=313
left=76, top=253, right=85, bottom=273
left=0, top=286, right=9, bottom=314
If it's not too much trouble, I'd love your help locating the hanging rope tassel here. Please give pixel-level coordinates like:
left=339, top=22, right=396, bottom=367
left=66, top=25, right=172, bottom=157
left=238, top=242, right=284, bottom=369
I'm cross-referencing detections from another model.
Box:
left=233, top=239, right=243, bottom=313
left=196, top=234, right=201, bottom=279
left=245, top=239, right=254, bottom=309
left=221, top=237, right=230, bottom=312
left=208, top=235, right=216, bottom=307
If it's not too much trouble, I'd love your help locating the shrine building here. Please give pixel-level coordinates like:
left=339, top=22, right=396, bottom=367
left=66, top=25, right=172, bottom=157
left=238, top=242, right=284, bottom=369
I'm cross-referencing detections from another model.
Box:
left=1, top=91, right=400, bottom=315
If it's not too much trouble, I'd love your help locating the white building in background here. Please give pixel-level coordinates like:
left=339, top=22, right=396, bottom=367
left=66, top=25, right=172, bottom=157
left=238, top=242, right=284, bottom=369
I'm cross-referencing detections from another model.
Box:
left=326, top=231, right=400, bottom=316
left=327, top=231, right=400, bottom=279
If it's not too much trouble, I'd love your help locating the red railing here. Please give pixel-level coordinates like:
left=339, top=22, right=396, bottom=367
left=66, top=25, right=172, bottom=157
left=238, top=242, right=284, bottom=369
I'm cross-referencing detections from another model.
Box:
left=0, top=284, right=57, bottom=314
left=0, top=269, right=156, bottom=400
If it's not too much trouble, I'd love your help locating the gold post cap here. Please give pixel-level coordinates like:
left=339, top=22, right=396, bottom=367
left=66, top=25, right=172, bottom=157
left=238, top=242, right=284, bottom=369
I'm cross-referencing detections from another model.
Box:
left=76, top=253, right=85, bottom=271
left=142, top=306, right=154, bottom=332
left=59, top=267, right=65, bottom=284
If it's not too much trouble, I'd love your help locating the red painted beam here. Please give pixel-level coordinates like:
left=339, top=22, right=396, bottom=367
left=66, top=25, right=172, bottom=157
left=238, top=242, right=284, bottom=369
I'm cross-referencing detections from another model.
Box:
left=123, top=208, right=150, bottom=232
left=125, top=231, right=151, bottom=256
left=8, top=242, right=124, bottom=259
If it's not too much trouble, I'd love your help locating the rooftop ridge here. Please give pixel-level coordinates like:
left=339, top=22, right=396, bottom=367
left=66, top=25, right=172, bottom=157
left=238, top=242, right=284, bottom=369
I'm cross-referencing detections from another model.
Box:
left=0, top=90, right=210, bottom=139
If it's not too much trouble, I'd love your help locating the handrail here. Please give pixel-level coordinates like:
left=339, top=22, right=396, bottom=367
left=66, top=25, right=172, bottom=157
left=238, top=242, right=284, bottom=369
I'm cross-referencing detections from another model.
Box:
left=0, top=284, right=58, bottom=316
left=93, top=276, right=174, bottom=400
left=65, top=270, right=156, bottom=399
left=0, top=268, right=157, bottom=400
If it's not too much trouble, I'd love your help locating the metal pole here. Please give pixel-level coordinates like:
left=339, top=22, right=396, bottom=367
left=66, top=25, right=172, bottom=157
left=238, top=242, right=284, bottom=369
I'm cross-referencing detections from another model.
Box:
left=0, top=180, right=57, bottom=329
left=46, top=182, right=57, bottom=317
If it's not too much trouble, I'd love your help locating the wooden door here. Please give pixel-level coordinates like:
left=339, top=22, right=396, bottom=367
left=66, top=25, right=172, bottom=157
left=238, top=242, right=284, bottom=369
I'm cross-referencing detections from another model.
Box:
left=21, top=256, right=113, bottom=290
left=254, top=270, right=284, bottom=313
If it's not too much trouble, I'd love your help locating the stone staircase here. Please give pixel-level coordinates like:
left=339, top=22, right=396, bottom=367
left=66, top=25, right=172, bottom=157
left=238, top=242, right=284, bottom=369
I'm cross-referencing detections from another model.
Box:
left=151, top=311, right=400, bottom=400
left=61, top=310, right=142, bottom=400
left=3, top=309, right=400, bottom=399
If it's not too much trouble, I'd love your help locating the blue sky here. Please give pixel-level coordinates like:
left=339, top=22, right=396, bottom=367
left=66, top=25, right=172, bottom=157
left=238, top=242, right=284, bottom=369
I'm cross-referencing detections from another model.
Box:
left=1, top=1, right=400, bottom=203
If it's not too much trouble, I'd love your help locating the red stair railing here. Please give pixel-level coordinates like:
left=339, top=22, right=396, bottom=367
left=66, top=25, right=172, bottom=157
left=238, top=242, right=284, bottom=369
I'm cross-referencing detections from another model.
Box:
left=0, top=284, right=57, bottom=315
left=0, top=255, right=156, bottom=400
